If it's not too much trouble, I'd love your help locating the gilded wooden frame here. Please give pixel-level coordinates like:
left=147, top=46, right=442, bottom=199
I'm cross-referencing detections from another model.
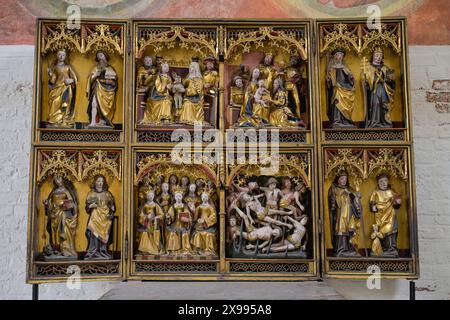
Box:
left=26, top=17, right=418, bottom=283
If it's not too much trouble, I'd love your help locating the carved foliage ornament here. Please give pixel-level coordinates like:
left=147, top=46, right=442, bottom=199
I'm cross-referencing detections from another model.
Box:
left=225, top=26, right=307, bottom=61
left=227, top=154, right=310, bottom=187
left=135, top=153, right=218, bottom=186
left=41, top=23, right=124, bottom=55
left=320, top=23, right=401, bottom=56
left=325, top=148, right=408, bottom=190
left=137, top=26, right=217, bottom=59
left=37, top=150, right=122, bottom=184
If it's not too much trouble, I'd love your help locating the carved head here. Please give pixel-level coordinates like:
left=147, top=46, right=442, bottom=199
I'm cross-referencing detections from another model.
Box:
left=201, top=192, right=210, bottom=203
left=282, top=177, right=292, bottom=189
left=271, top=226, right=282, bottom=239
left=56, top=49, right=67, bottom=63
left=146, top=189, right=155, bottom=202
left=234, top=76, right=243, bottom=88
left=263, top=52, right=273, bottom=65
left=169, top=174, right=178, bottom=185
left=372, top=47, right=384, bottom=65
left=95, top=50, right=109, bottom=64
left=251, top=68, right=260, bottom=81
left=377, top=173, right=390, bottom=191
left=266, top=177, right=278, bottom=190
left=188, top=61, right=202, bottom=78
left=188, top=183, right=197, bottom=193
left=92, top=174, right=108, bottom=192
left=273, top=78, right=284, bottom=92
left=336, top=173, right=348, bottom=188
left=161, top=62, right=170, bottom=74
left=53, top=174, right=65, bottom=188
left=161, top=182, right=169, bottom=193
left=174, top=191, right=183, bottom=203
left=181, top=176, right=190, bottom=186
left=229, top=215, right=237, bottom=227
left=143, top=56, right=153, bottom=68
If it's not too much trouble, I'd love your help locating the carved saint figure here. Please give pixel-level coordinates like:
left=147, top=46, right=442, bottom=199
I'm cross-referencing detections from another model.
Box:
left=269, top=78, right=304, bottom=128
left=252, top=79, right=271, bottom=123
left=138, top=189, right=165, bottom=255
left=369, top=173, right=402, bottom=257
left=237, top=68, right=266, bottom=127
left=46, top=49, right=77, bottom=127
left=136, top=55, right=157, bottom=93
left=191, top=190, right=218, bottom=255
left=171, top=71, right=185, bottom=118
left=178, top=62, right=205, bottom=125
left=284, top=53, right=303, bottom=119
left=43, top=175, right=78, bottom=259
left=85, top=175, right=116, bottom=259
left=86, top=51, right=118, bottom=128
left=328, top=171, right=362, bottom=257
left=165, top=187, right=194, bottom=255
left=230, top=75, right=245, bottom=109
left=258, top=51, right=277, bottom=93
left=140, top=61, right=173, bottom=125
left=326, top=48, right=356, bottom=128
left=363, top=47, right=396, bottom=128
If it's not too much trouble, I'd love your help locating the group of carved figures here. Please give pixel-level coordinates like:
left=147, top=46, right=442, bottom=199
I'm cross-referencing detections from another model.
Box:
left=43, top=174, right=116, bottom=260
left=137, top=175, right=218, bottom=256
left=226, top=177, right=310, bottom=256
left=230, top=52, right=308, bottom=128
left=328, top=171, right=402, bottom=258
left=326, top=47, right=396, bottom=129
left=137, top=55, right=219, bottom=126
left=46, top=50, right=118, bottom=129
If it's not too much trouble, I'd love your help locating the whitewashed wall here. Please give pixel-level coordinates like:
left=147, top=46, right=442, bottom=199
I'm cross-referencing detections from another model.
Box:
left=0, top=45, right=448, bottom=300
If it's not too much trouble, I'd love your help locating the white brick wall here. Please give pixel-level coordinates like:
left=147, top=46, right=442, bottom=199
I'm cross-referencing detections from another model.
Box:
left=0, top=45, right=448, bottom=300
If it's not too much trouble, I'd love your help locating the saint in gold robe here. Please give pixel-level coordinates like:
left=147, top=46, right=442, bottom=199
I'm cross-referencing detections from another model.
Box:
left=141, top=73, right=173, bottom=124
left=269, top=89, right=299, bottom=128
left=44, top=187, right=78, bottom=257
left=179, top=77, right=205, bottom=125
left=47, top=64, right=77, bottom=127
left=327, top=65, right=355, bottom=128
left=138, top=202, right=165, bottom=255
left=369, top=188, right=399, bottom=237
left=86, top=65, right=118, bottom=127
left=165, top=203, right=194, bottom=255
left=191, top=204, right=218, bottom=255
left=85, top=190, right=115, bottom=245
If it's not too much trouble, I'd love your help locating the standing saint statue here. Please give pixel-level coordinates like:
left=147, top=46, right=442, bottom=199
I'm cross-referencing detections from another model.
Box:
left=137, top=188, right=165, bottom=255
left=203, top=56, right=219, bottom=125
left=85, top=175, right=116, bottom=259
left=284, top=53, right=303, bottom=119
left=363, top=47, right=396, bottom=128
left=191, top=190, right=218, bottom=256
left=140, top=61, right=173, bottom=125
left=46, top=49, right=77, bottom=128
left=369, top=173, right=402, bottom=257
left=86, top=51, right=118, bottom=128
left=258, top=51, right=277, bottom=93
left=43, top=175, right=78, bottom=259
left=328, top=171, right=362, bottom=257
left=178, top=62, right=205, bottom=125
left=326, top=48, right=356, bottom=128
left=165, top=186, right=194, bottom=255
